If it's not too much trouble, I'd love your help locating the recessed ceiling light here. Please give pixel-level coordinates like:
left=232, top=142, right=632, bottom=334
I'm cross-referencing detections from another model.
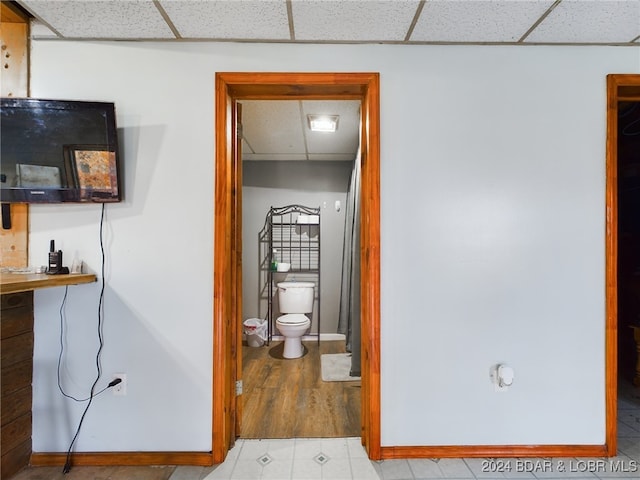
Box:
left=307, top=114, right=339, bottom=133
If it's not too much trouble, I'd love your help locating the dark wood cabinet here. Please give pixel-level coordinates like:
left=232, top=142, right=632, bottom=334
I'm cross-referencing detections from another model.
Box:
left=1, top=291, right=34, bottom=480
left=0, top=273, right=96, bottom=479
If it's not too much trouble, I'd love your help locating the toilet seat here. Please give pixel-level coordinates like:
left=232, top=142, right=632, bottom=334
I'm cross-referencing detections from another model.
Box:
left=276, top=313, right=309, bottom=325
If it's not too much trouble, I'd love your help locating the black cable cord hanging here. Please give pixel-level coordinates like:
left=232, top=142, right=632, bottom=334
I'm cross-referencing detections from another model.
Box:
left=57, top=284, right=116, bottom=401
left=62, top=204, right=107, bottom=474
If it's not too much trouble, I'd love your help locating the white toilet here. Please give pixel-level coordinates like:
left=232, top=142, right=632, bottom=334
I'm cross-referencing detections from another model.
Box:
left=276, top=281, right=314, bottom=359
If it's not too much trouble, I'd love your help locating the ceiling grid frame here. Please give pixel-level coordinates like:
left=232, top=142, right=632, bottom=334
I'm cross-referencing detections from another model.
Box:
left=15, top=0, right=640, bottom=46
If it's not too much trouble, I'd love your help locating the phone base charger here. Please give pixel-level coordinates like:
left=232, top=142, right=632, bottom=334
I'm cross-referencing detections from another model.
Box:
left=46, top=267, right=69, bottom=275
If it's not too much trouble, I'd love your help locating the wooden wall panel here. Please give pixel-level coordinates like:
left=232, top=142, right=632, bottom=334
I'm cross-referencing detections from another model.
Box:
left=1, top=412, right=31, bottom=454
left=0, top=2, right=29, bottom=269
left=0, top=359, right=32, bottom=396
left=1, top=439, right=31, bottom=480
left=0, top=205, right=29, bottom=268
left=1, top=386, right=31, bottom=426
left=0, top=18, right=28, bottom=97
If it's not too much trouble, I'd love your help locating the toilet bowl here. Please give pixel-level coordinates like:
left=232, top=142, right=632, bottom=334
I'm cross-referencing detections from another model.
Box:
left=276, top=314, right=311, bottom=359
left=276, top=282, right=315, bottom=359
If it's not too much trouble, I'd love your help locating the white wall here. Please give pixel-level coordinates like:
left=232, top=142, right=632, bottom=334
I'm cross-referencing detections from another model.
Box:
left=27, top=40, right=639, bottom=452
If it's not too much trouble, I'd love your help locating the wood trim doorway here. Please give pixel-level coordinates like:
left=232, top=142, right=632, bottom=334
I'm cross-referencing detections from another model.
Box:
left=605, top=74, right=640, bottom=457
left=213, top=72, right=381, bottom=463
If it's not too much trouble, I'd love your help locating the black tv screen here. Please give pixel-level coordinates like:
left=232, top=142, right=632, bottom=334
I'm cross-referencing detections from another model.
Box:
left=1, top=98, right=122, bottom=203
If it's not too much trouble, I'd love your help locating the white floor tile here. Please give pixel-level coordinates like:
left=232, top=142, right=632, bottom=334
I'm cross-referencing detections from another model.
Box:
left=379, top=459, right=413, bottom=480
left=618, top=443, right=640, bottom=462
left=169, top=465, right=216, bottom=480
left=351, top=457, right=381, bottom=480
left=617, top=422, right=640, bottom=438
left=239, top=439, right=271, bottom=461
left=295, top=439, right=325, bottom=460
left=322, top=457, right=353, bottom=480
left=322, top=438, right=350, bottom=459
left=213, top=404, right=640, bottom=480
left=292, top=458, right=323, bottom=479
left=230, top=459, right=264, bottom=479
left=261, top=458, right=294, bottom=479
left=347, top=437, right=369, bottom=459
left=204, top=460, right=237, bottom=480
left=438, top=458, right=475, bottom=478
left=407, top=458, right=448, bottom=479
left=268, top=439, right=296, bottom=460
left=226, top=441, right=243, bottom=461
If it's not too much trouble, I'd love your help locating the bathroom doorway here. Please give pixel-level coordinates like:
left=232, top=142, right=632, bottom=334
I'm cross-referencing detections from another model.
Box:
left=239, top=98, right=361, bottom=439
left=212, top=73, right=381, bottom=463
left=607, top=74, right=640, bottom=456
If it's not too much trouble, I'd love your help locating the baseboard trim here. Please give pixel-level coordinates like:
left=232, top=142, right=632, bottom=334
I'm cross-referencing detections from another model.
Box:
left=29, top=444, right=611, bottom=466
left=30, top=451, right=214, bottom=467
left=380, top=444, right=611, bottom=459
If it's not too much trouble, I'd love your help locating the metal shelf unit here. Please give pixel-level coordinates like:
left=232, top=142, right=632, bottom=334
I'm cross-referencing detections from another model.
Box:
left=259, top=204, right=321, bottom=344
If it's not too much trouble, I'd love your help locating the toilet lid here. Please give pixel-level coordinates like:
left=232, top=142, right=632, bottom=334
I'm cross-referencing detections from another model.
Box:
left=276, top=314, right=310, bottom=325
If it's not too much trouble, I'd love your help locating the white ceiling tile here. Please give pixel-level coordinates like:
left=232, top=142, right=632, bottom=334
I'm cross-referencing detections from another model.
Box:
left=525, top=0, right=640, bottom=44
left=159, top=0, right=290, bottom=39
left=292, top=0, right=421, bottom=41
left=241, top=101, right=307, bottom=156
left=302, top=100, right=360, bottom=155
left=20, top=0, right=175, bottom=39
left=411, top=0, right=557, bottom=43
left=240, top=100, right=360, bottom=162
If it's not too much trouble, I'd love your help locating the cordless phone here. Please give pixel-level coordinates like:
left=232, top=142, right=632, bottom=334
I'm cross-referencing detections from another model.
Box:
left=47, top=240, right=68, bottom=274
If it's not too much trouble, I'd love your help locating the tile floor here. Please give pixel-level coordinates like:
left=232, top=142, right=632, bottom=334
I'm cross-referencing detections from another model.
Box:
left=198, top=378, right=640, bottom=480
left=204, top=437, right=377, bottom=480
left=10, top=378, right=640, bottom=480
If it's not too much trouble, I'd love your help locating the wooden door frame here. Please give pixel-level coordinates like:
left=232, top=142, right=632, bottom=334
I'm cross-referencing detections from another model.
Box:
left=213, top=72, right=381, bottom=463
left=605, top=74, right=640, bottom=456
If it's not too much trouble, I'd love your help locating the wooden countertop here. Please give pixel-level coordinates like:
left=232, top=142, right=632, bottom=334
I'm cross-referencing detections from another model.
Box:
left=0, top=272, right=97, bottom=294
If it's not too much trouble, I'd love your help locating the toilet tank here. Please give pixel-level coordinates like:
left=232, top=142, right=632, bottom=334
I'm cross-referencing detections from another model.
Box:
left=277, top=282, right=315, bottom=313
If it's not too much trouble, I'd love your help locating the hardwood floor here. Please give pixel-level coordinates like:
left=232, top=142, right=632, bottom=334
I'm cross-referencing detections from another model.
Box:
left=241, top=340, right=361, bottom=439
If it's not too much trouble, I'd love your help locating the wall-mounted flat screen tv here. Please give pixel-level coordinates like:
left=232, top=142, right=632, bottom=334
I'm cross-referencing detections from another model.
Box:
left=1, top=98, right=122, bottom=203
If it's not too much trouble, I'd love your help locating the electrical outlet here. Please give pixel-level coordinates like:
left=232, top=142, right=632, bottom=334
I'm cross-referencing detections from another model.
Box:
left=113, top=373, right=127, bottom=396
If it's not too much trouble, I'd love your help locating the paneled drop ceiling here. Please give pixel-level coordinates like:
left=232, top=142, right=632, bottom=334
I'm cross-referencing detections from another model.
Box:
left=14, top=0, right=640, bottom=45
left=11, top=0, right=640, bottom=162
left=240, top=100, right=360, bottom=162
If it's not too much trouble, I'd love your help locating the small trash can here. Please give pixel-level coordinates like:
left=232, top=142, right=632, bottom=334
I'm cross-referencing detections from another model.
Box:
left=243, top=318, right=267, bottom=347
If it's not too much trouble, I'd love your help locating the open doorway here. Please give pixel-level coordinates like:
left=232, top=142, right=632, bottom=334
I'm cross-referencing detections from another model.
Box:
left=239, top=99, right=361, bottom=439
left=212, top=73, right=381, bottom=463
left=613, top=77, right=640, bottom=457
left=606, top=74, right=640, bottom=456
left=617, top=100, right=640, bottom=384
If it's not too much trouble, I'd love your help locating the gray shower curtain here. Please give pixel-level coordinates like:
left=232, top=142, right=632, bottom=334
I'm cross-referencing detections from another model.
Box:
left=338, top=150, right=361, bottom=377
